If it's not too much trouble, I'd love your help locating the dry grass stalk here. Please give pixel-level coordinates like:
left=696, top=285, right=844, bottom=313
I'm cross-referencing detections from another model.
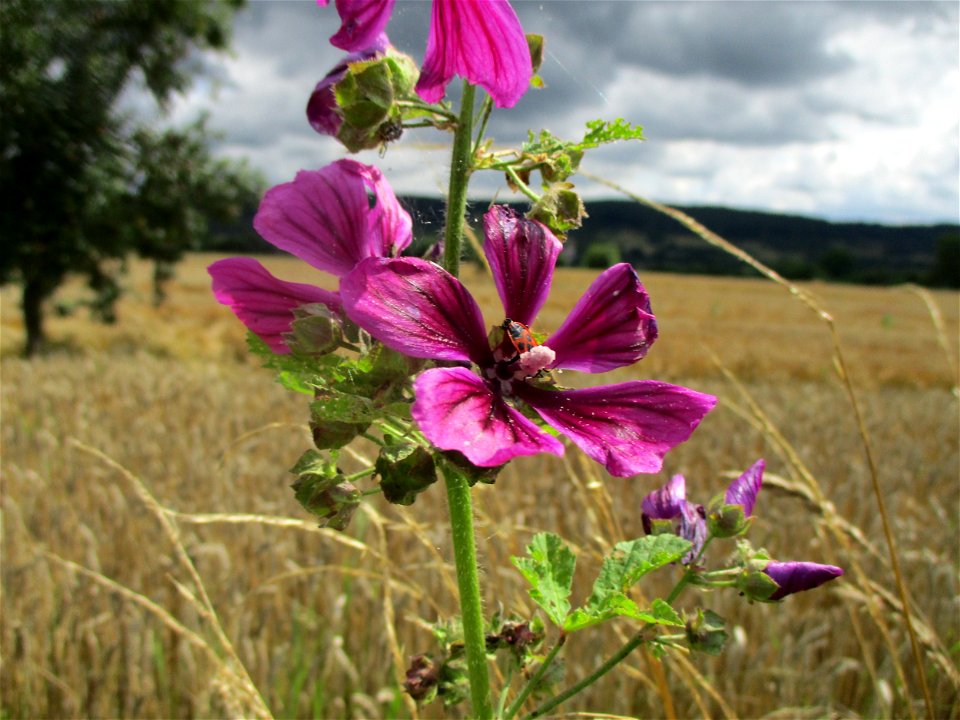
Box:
left=584, top=172, right=942, bottom=717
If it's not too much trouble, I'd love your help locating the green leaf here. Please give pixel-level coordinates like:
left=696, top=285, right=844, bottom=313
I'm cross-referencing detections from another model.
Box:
left=511, top=533, right=576, bottom=627
left=587, top=534, right=691, bottom=606
left=563, top=535, right=690, bottom=633
left=310, top=391, right=377, bottom=424
left=580, top=118, right=645, bottom=147
left=649, top=598, right=684, bottom=627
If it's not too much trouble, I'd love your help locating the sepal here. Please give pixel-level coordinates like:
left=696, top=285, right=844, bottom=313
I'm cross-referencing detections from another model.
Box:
left=735, top=566, right=781, bottom=602
left=284, top=303, right=343, bottom=356
left=706, top=496, right=753, bottom=538
left=333, top=52, right=420, bottom=152
left=684, top=608, right=728, bottom=655
left=376, top=443, right=438, bottom=505
left=289, top=449, right=360, bottom=531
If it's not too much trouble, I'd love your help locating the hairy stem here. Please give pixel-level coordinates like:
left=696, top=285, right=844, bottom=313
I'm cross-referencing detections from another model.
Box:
left=444, top=467, right=493, bottom=720
left=443, top=81, right=477, bottom=278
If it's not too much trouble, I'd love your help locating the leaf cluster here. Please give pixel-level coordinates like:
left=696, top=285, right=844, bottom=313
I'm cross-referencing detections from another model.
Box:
left=511, top=532, right=688, bottom=633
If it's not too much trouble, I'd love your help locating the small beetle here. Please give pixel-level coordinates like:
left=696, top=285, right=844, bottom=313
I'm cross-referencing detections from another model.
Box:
left=500, top=318, right=538, bottom=362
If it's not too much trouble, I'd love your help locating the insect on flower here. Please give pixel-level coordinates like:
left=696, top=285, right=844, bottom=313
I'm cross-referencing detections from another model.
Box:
left=499, top=318, right=538, bottom=362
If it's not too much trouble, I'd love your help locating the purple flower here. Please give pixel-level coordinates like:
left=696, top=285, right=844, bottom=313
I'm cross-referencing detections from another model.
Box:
left=317, top=0, right=396, bottom=53
left=724, top=458, right=764, bottom=517
left=641, top=474, right=707, bottom=563
left=416, top=0, right=532, bottom=109
left=307, top=35, right=389, bottom=136
left=317, top=0, right=532, bottom=109
left=642, top=459, right=765, bottom=558
left=209, top=159, right=412, bottom=353
left=762, top=561, right=844, bottom=601
left=340, top=205, right=716, bottom=476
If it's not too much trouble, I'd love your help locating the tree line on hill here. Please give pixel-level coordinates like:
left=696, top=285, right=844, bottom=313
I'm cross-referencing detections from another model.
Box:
left=211, top=196, right=960, bottom=289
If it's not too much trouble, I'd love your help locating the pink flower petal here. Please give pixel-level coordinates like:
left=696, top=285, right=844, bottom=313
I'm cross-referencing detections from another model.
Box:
left=208, top=257, right=341, bottom=354
left=412, top=367, right=564, bottom=466
left=416, top=0, right=532, bottom=108
left=483, top=206, right=561, bottom=326
left=724, top=459, right=764, bottom=517
left=341, top=257, right=491, bottom=363
left=641, top=474, right=687, bottom=520
left=517, top=380, right=717, bottom=477
left=546, top=264, right=659, bottom=373
left=329, top=0, right=396, bottom=52
left=253, top=159, right=412, bottom=278
left=764, top=561, right=844, bottom=600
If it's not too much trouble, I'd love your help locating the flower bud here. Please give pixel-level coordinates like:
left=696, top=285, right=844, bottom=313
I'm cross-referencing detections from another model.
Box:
left=706, top=496, right=752, bottom=538
left=685, top=608, right=728, bottom=655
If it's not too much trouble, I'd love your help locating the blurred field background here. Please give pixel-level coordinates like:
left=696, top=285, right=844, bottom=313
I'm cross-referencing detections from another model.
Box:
left=2, top=254, right=958, bottom=719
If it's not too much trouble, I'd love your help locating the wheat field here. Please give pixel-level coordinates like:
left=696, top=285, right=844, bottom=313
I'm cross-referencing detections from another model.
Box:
left=2, top=254, right=958, bottom=719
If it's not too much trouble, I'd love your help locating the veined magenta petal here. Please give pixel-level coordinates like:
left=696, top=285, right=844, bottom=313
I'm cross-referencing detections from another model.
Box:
left=359, top=161, right=413, bottom=258
left=341, top=257, right=491, bottom=363
left=416, top=0, right=532, bottom=108
left=764, top=561, right=844, bottom=601
left=208, top=257, right=341, bottom=354
left=641, top=474, right=687, bottom=520
left=725, top=458, right=764, bottom=517
left=329, top=0, right=395, bottom=52
left=412, top=367, right=564, bottom=466
left=517, top=380, right=717, bottom=477
left=547, top=264, right=659, bottom=373
left=483, top=206, right=561, bottom=326
left=253, top=160, right=412, bottom=278
left=678, top=501, right=708, bottom=564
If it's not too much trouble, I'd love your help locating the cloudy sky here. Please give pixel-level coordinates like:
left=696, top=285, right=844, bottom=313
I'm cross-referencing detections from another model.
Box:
left=163, top=1, right=959, bottom=225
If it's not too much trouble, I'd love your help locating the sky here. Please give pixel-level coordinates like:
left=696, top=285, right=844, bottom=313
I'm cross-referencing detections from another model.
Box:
left=159, top=0, right=960, bottom=226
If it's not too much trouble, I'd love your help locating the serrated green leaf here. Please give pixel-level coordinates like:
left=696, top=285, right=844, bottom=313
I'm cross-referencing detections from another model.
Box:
left=649, top=598, right=684, bottom=627
left=511, top=533, right=576, bottom=627
left=562, top=535, right=690, bottom=633
left=581, top=118, right=645, bottom=147
left=310, top=391, right=377, bottom=423
left=587, top=534, right=691, bottom=608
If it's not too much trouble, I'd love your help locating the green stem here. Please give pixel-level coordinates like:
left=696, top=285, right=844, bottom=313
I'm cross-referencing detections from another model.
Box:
left=666, top=536, right=713, bottom=604
left=524, top=627, right=654, bottom=720
left=443, top=467, right=493, bottom=720
left=473, top=95, right=494, bottom=155
left=504, top=634, right=566, bottom=720
left=443, top=81, right=477, bottom=277
left=344, top=467, right=377, bottom=483
left=504, top=165, right=542, bottom=204
left=395, top=99, right=459, bottom=121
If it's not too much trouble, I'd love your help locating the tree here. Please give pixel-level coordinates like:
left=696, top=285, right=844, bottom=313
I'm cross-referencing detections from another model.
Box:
left=0, top=0, right=250, bottom=355
left=128, top=117, right=264, bottom=306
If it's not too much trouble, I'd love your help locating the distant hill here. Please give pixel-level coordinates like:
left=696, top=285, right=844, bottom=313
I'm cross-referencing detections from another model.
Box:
left=207, top=197, right=960, bottom=288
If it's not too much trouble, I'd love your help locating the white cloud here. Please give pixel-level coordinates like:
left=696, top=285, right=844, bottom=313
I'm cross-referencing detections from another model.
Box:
left=158, top=0, right=958, bottom=225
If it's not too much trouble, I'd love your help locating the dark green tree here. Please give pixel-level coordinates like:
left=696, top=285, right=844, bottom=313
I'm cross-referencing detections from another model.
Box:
left=0, top=0, right=251, bottom=355
left=927, top=233, right=960, bottom=288
left=581, top=241, right=622, bottom=270
left=128, top=117, right=264, bottom=306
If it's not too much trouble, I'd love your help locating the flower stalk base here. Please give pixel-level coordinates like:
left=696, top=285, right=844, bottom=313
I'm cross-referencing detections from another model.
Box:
left=443, top=467, right=494, bottom=720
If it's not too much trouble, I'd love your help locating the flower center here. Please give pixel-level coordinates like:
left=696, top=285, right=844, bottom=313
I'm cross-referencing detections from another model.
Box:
left=488, top=318, right=555, bottom=386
